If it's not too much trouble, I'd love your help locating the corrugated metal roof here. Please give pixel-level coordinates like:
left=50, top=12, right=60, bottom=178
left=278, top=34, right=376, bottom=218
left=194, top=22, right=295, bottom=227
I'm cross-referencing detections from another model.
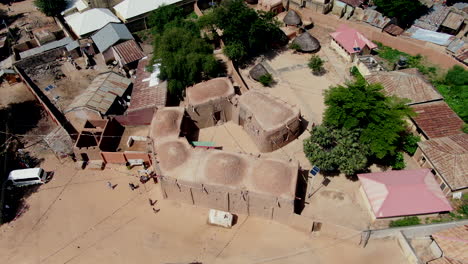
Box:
left=441, top=11, right=465, bottom=30
left=65, top=40, right=80, bottom=51
left=418, top=134, right=468, bottom=191
left=111, top=39, right=145, bottom=65
left=19, top=37, right=74, bottom=59
left=432, top=225, right=468, bottom=263
left=64, top=8, right=120, bottom=37
left=411, top=101, right=464, bottom=139
left=91, top=23, right=133, bottom=53
left=114, top=0, right=180, bottom=21
left=65, top=72, right=131, bottom=115
left=127, top=58, right=167, bottom=113
left=365, top=68, right=443, bottom=105
left=446, top=38, right=465, bottom=53
left=414, top=4, right=451, bottom=31
left=407, top=26, right=454, bottom=46
left=362, top=9, right=391, bottom=29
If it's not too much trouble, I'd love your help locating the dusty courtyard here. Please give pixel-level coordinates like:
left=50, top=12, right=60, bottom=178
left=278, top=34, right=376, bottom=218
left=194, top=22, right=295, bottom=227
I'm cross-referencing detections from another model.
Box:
left=0, top=152, right=409, bottom=264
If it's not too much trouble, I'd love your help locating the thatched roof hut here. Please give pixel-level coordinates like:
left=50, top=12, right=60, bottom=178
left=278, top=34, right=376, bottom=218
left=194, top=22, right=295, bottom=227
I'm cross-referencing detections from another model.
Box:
left=283, top=10, right=301, bottom=26
left=292, top=32, right=320, bottom=52
left=249, top=63, right=269, bottom=81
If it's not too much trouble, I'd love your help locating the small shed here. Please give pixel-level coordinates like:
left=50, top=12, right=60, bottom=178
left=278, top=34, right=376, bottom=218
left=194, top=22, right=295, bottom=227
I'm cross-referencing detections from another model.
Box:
left=292, top=31, right=320, bottom=52
left=249, top=63, right=269, bottom=81
left=283, top=10, right=302, bottom=26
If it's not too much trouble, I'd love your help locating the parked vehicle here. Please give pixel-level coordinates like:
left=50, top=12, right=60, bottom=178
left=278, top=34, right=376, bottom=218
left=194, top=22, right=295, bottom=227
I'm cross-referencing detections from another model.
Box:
left=6, top=168, right=49, bottom=187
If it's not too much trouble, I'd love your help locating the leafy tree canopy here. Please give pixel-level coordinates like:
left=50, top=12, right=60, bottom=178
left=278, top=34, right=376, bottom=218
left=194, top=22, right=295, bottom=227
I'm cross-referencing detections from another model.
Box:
left=147, top=4, right=184, bottom=34
left=149, top=5, right=221, bottom=100
left=303, top=125, right=368, bottom=176
left=152, top=26, right=220, bottom=98
left=373, top=0, right=427, bottom=27
left=199, top=0, right=287, bottom=62
left=434, top=65, right=468, bottom=123
left=34, top=0, right=67, bottom=16
left=323, top=80, right=414, bottom=159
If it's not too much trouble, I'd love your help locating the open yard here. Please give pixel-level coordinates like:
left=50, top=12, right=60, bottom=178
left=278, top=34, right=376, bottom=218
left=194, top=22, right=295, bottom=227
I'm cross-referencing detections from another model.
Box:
left=0, top=152, right=410, bottom=264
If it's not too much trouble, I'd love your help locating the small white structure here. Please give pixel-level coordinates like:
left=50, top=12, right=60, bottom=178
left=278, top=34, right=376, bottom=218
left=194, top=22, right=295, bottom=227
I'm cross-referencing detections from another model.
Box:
left=64, top=8, right=120, bottom=37
left=208, top=209, right=233, bottom=228
left=7, top=168, right=47, bottom=187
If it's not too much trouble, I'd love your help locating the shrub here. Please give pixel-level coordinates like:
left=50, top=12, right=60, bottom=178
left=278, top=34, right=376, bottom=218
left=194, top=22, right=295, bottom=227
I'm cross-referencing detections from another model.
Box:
left=258, top=73, right=273, bottom=86
left=289, top=43, right=301, bottom=51
left=402, top=134, right=420, bottom=156
left=391, top=152, right=406, bottom=170
left=459, top=204, right=468, bottom=215
left=308, top=55, right=325, bottom=75
left=389, top=216, right=420, bottom=227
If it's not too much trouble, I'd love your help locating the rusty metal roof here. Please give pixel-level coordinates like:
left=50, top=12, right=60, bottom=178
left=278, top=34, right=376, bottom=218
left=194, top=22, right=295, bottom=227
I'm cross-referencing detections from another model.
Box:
left=111, top=40, right=145, bottom=66
left=127, top=58, right=167, bottom=113
left=411, top=101, right=464, bottom=139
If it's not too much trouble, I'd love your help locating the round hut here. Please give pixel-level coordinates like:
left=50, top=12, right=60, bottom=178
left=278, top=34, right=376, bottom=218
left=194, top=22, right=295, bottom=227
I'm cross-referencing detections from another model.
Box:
left=249, top=63, right=269, bottom=81
left=283, top=10, right=301, bottom=26
left=292, top=31, right=320, bottom=52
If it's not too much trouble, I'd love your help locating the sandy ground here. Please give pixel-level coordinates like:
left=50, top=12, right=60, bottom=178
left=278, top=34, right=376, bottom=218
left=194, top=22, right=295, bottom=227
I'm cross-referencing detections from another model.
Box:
left=0, top=82, right=35, bottom=107
left=0, top=153, right=409, bottom=264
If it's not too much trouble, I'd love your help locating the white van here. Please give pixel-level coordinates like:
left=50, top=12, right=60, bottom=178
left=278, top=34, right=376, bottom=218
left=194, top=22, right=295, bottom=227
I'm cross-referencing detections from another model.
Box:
left=7, top=168, right=48, bottom=187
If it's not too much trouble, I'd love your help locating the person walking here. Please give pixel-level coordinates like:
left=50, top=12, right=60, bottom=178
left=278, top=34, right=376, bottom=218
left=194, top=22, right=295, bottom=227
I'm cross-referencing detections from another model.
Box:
left=107, top=181, right=113, bottom=190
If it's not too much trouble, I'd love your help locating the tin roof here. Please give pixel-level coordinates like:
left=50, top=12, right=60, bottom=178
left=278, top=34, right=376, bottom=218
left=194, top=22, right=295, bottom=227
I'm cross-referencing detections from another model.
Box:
left=441, top=11, right=465, bottom=31
left=127, top=58, right=167, bottom=113
left=114, top=0, right=180, bottom=21
left=91, top=23, right=134, bottom=53
left=411, top=101, right=464, bottom=139
left=358, top=169, right=453, bottom=218
left=19, top=37, right=74, bottom=59
left=65, top=72, right=131, bottom=115
left=418, top=133, right=468, bottom=191
left=111, top=39, right=145, bottom=65
left=365, top=68, right=442, bottom=105
left=432, top=225, right=468, bottom=263
left=64, top=8, right=120, bottom=37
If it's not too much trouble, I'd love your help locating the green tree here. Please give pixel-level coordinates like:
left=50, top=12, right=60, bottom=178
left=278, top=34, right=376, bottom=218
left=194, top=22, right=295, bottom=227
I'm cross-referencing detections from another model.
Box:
left=323, top=81, right=414, bottom=159
left=373, top=0, right=427, bottom=27
left=147, top=4, right=184, bottom=34
left=199, top=0, right=286, bottom=62
left=34, top=0, right=67, bottom=16
left=303, top=125, right=368, bottom=176
left=308, top=55, right=325, bottom=75
left=434, top=65, right=468, bottom=122
left=152, top=26, right=220, bottom=98
left=401, top=134, right=420, bottom=156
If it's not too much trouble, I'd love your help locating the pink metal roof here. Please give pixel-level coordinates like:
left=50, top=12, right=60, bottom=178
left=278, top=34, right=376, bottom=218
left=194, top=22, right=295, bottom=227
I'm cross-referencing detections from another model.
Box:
left=358, top=169, right=452, bottom=218
left=330, top=24, right=377, bottom=54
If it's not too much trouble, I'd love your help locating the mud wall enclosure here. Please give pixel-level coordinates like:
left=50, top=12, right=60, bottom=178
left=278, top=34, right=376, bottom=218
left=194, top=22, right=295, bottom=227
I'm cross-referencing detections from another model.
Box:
left=150, top=103, right=302, bottom=221
left=185, top=78, right=302, bottom=152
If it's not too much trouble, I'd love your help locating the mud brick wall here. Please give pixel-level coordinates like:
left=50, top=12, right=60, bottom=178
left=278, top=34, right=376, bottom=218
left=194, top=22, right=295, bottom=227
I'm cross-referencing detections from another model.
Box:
left=186, top=97, right=235, bottom=129
left=160, top=176, right=296, bottom=221
left=15, top=48, right=66, bottom=70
